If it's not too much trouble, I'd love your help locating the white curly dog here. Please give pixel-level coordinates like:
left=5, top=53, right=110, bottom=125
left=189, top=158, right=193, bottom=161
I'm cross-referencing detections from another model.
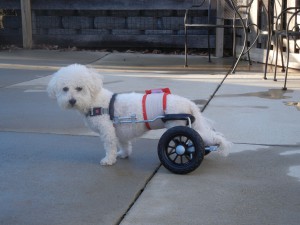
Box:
left=47, top=64, right=230, bottom=166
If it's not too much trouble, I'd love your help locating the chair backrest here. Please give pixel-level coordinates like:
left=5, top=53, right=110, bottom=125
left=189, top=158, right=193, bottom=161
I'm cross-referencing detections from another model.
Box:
left=185, top=0, right=254, bottom=25
left=223, top=0, right=254, bottom=19
left=286, top=9, right=300, bottom=32
left=275, top=7, right=300, bottom=53
left=191, top=0, right=207, bottom=7
left=276, top=7, right=300, bottom=31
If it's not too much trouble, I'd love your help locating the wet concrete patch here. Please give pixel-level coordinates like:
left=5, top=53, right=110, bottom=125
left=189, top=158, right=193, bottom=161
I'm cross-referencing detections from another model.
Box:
left=217, top=89, right=293, bottom=100
left=277, top=144, right=300, bottom=182
left=284, top=101, right=300, bottom=111
left=192, top=99, right=207, bottom=105
left=288, top=166, right=300, bottom=182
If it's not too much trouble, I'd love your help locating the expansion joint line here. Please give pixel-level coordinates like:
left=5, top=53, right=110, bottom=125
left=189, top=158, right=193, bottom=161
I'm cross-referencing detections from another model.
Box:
left=115, top=163, right=162, bottom=225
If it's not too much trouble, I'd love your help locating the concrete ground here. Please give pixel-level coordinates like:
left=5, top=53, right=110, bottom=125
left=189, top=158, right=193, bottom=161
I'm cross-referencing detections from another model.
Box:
left=0, top=49, right=299, bottom=225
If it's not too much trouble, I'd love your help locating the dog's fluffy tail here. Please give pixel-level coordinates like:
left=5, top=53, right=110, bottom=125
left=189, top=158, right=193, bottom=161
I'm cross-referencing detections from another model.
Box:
left=190, top=103, right=231, bottom=156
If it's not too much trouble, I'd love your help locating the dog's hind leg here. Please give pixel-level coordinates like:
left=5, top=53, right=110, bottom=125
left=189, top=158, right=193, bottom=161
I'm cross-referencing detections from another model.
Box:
left=117, top=141, right=132, bottom=159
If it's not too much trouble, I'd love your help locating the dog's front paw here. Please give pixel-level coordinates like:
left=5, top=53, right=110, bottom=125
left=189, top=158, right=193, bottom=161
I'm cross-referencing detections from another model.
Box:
left=100, top=157, right=117, bottom=166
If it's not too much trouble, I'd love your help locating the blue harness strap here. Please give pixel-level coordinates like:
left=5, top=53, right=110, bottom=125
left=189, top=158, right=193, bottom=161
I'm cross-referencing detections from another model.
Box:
left=109, top=93, right=118, bottom=121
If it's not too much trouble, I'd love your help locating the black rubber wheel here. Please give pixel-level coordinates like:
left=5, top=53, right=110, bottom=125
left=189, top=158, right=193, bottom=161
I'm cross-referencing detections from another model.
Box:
left=157, top=126, right=205, bottom=174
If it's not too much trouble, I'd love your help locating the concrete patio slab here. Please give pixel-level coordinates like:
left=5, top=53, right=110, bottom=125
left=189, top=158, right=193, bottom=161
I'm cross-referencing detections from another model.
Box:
left=0, top=49, right=299, bottom=225
left=120, top=71, right=300, bottom=225
left=121, top=143, right=300, bottom=225
left=204, top=73, right=300, bottom=145
left=0, top=132, right=159, bottom=225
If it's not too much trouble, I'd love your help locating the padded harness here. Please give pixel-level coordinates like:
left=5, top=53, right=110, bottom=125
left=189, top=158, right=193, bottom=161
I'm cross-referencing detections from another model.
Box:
left=86, top=89, right=195, bottom=129
left=142, top=88, right=170, bottom=130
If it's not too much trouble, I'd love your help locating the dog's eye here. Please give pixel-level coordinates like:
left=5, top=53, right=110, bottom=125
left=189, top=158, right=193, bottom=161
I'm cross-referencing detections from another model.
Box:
left=63, top=87, right=69, bottom=92
left=76, top=87, right=83, bottom=92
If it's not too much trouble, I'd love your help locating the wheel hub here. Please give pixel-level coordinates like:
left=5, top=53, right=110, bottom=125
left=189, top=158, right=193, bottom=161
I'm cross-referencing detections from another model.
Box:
left=175, top=145, right=186, bottom=155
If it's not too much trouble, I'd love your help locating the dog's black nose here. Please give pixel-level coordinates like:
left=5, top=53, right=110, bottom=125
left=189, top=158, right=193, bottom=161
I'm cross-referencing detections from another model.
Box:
left=69, top=98, right=76, bottom=106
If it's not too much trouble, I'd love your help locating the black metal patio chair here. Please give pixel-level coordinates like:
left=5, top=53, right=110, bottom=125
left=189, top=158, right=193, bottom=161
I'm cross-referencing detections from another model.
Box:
left=261, top=0, right=281, bottom=80
left=273, top=7, right=300, bottom=90
left=184, top=0, right=258, bottom=74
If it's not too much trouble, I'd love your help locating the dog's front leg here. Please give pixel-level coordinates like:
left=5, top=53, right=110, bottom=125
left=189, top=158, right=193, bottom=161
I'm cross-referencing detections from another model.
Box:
left=96, top=120, right=118, bottom=166
left=101, top=141, right=117, bottom=166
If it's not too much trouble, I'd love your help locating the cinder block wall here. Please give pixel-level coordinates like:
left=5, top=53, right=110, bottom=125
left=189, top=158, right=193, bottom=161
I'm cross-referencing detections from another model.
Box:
left=0, top=0, right=230, bottom=49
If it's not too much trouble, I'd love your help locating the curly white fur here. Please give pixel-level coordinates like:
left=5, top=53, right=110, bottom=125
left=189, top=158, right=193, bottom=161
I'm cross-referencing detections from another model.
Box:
left=47, top=64, right=231, bottom=165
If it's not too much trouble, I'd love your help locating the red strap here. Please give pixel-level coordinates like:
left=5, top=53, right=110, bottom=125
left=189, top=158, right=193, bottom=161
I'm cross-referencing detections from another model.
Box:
left=162, top=88, right=171, bottom=94
left=145, top=88, right=171, bottom=95
left=163, top=92, right=169, bottom=112
left=142, top=94, right=151, bottom=129
left=142, top=89, right=170, bottom=130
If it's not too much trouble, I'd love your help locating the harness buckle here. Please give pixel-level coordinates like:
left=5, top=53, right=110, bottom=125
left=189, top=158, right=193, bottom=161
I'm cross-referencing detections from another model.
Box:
left=90, top=107, right=94, bottom=116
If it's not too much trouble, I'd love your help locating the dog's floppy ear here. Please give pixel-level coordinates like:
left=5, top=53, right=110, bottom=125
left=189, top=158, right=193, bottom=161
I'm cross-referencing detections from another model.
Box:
left=87, top=67, right=103, bottom=98
left=47, top=73, right=58, bottom=99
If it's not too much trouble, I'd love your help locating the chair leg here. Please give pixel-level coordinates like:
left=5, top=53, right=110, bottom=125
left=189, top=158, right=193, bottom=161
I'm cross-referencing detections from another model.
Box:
left=231, top=21, right=247, bottom=74
left=244, top=25, right=252, bottom=66
left=208, top=28, right=211, bottom=63
left=274, top=35, right=280, bottom=82
left=207, top=0, right=212, bottom=63
left=283, top=35, right=290, bottom=91
left=231, top=26, right=237, bottom=74
left=247, top=46, right=252, bottom=66
left=264, top=27, right=272, bottom=80
left=283, top=68, right=288, bottom=90
left=280, top=41, right=285, bottom=72
left=245, top=22, right=252, bottom=66
left=233, top=27, right=236, bottom=58
left=185, top=26, right=188, bottom=67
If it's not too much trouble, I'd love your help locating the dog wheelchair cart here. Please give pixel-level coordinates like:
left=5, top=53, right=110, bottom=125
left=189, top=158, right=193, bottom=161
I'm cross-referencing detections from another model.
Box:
left=112, top=87, right=219, bottom=174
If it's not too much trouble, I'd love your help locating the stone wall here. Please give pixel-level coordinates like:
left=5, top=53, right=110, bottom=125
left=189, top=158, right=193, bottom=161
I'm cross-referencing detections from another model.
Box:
left=0, top=0, right=231, bottom=49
